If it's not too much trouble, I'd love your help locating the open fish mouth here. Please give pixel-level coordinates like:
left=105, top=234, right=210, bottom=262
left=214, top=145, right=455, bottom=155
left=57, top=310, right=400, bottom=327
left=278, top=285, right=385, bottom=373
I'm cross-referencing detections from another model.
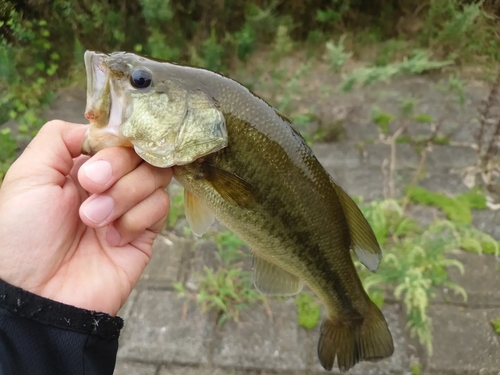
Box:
left=82, top=51, right=132, bottom=155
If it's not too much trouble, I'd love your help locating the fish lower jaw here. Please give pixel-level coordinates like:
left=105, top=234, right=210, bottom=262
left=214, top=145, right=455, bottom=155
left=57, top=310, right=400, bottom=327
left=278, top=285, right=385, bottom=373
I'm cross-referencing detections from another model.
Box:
left=82, top=128, right=133, bottom=155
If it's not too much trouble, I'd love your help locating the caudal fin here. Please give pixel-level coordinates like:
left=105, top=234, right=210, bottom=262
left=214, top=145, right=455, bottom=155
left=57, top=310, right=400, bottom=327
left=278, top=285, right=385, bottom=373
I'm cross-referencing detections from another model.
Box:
left=317, top=304, right=394, bottom=372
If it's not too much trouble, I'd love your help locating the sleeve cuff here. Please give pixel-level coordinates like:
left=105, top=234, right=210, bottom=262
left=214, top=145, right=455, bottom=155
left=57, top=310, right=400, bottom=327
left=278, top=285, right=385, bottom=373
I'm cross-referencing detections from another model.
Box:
left=0, top=278, right=123, bottom=339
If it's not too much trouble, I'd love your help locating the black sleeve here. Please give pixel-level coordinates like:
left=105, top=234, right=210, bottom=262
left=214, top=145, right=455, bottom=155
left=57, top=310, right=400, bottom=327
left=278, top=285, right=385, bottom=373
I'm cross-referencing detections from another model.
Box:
left=0, top=278, right=124, bottom=375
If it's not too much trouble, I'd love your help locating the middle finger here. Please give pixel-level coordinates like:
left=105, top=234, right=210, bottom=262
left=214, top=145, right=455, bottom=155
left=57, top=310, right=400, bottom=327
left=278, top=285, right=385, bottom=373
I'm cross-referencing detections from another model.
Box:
left=79, top=162, right=172, bottom=228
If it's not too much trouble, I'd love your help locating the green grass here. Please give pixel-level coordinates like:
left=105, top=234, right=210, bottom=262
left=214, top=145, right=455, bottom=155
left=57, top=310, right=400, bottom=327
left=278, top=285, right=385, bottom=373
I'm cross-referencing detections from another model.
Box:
left=491, top=317, right=500, bottom=334
left=174, top=230, right=267, bottom=325
left=411, top=363, right=422, bottom=375
left=355, top=190, right=500, bottom=354
left=0, top=128, right=17, bottom=182
left=405, top=185, right=487, bottom=225
left=166, top=190, right=185, bottom=229
left=295, top=292, right=322, bottom=329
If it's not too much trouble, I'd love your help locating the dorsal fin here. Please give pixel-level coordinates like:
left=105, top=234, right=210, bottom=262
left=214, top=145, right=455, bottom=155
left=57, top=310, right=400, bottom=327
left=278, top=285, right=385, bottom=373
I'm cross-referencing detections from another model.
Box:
left=332, top=182, right=382, bottom=272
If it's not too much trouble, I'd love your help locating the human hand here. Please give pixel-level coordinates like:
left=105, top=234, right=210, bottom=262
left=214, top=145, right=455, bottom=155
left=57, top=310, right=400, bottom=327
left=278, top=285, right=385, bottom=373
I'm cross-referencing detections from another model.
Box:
left=0, top=120, right=172, bottom=316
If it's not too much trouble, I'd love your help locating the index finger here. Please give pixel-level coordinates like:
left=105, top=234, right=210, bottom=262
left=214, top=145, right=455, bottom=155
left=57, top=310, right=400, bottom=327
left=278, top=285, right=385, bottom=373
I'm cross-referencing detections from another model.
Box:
left=3, top=120, right=88, bottom=187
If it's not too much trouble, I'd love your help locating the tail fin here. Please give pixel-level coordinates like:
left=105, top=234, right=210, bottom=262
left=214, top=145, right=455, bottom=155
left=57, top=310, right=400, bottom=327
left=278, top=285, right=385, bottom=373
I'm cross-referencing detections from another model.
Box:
left=317, top=303, right=394, bottom=372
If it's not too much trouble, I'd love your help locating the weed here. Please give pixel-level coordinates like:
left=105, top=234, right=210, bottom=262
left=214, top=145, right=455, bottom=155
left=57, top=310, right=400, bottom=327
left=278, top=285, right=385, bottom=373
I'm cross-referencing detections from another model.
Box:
left=175, top=230, right=267, bottom=325
left=422, top=0, right=499, bottom=63
left=323, top=35, right=353, bottom=72
left=0, top=128, right=17, bottom=182
left=405, top=185, right=487, bottom=225
left=295, top=293, right=322, bottom=329
left=167, top=190, right=186, bottom=229
left=357, top=199, right=469, bottom=354
left=272, top=24, right=294, bottom=60
left=411, top=363, right=422, bottom=375
left=491, top=316, right=500, bottom=334
left=340, top=50, right=452, bottom=92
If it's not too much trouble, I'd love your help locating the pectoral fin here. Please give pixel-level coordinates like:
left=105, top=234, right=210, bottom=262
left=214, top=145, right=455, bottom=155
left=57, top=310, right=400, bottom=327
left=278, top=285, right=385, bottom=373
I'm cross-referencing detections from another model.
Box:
left=253, top=254, right=303, bottom=296
left=333, top=182, right=382, bottom=272
left=184, top=190, right=215, bottom=237
left=201, top=164, right=258, bottom=210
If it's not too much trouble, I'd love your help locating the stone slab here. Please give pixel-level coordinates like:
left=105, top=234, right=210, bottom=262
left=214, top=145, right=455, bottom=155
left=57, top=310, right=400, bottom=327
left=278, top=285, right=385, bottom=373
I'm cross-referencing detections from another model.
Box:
left=426, top=305, right=500, bottom=374
left=439, top=251, right=500, bottom=307
left=113, top=360, right=157, bottom=375
left=141, top=234, right=183, bottom=287
left=306, top=303, right=409, bottom=375
left=118, top=290, right=211, bottom=365
left=118, top=289, right=138, bottom=321
left=159, top=366, right=297, bottom=375
left=212, top=298, right=308, bottom=371
left=472, top=209, right=500, bottom=240
left=185, top=239, right=220, bottom=291
left=158, top=366, right=249, bottom=375
left=425, top=145, right=477, bottom=173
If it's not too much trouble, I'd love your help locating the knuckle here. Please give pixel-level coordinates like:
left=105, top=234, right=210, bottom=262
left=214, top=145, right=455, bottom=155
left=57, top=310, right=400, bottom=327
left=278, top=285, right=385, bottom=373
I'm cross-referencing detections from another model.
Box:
left=41, top=120, right=66, bottom=134
left=152, top=188, right=170, bottom=214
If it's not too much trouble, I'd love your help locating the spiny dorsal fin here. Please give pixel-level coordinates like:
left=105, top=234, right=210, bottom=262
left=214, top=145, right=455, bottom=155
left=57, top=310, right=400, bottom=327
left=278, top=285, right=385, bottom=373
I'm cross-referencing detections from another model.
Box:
left=333, top=182, right=382, bottom=272
left=201, top=163, right=258, bottom=210
left=253, top=254, right=304, bottom=296
left=184, top=189, right=215, bottom=237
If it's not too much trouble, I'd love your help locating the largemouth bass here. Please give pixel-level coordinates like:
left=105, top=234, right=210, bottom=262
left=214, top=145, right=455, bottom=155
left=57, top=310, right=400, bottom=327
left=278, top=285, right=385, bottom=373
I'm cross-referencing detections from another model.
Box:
left=82, top=51, right=394, bottom=372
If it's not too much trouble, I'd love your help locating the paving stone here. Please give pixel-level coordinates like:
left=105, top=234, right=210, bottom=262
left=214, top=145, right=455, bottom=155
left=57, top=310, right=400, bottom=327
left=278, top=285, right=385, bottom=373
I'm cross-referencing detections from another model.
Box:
left=426, top=146, right=477, bottom=173
left=118, top=290, right=212, bottom=365
left=330, top=165, right=387, bottom=201
left=158, top=365, right=238, bottom=375
left=405, top=204, right=445, bottom=228
left=141, top=234, right=183, bottom=287
left=418, top=173, right=469, bottom=196
left=426, top=305, right=500, bottom=374
left=185, top=239, right=220, bottom=291
left=472, top=209, right=500, bottom=240
left=118, top=289, right=138, bottom=321
left=113, top=360, right=157, bottom=375
left=439, top=251, right=500, bottom=308
left=158, top=366, right=291, bottom=375
left=212, top=298, right=308, bottom=371
left=306, top=304, right=409, bottom=375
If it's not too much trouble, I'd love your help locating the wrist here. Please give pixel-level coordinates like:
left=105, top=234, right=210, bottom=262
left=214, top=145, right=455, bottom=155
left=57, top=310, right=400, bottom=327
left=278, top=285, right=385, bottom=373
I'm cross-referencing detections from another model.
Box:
left=0, top=278, right=123, bottom=339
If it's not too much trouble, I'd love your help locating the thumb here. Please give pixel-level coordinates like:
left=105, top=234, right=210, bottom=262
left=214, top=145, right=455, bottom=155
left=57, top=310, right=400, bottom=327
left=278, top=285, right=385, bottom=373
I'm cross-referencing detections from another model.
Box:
left=3, top=120, right=88, bottom=188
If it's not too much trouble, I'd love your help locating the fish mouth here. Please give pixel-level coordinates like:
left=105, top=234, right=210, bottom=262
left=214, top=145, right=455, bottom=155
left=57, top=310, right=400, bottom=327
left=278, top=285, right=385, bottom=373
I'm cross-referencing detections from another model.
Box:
left=84, top=51, right=109, bottom=124
left=82, top=51, right=131, bottom=155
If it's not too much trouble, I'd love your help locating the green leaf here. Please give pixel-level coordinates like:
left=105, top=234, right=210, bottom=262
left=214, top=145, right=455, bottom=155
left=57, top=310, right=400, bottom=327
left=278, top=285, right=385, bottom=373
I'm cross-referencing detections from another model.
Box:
left=372, top=110, right=394, bottom=134
left=414, top=114, right=434, bottom=123
left=295, top=293, right=321, bottom=329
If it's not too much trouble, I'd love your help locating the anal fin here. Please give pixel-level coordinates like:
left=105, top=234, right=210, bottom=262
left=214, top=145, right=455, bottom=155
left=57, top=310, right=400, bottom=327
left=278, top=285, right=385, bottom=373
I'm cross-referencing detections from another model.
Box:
left=253, top=254, right=303, bottom=296
left=184, top=189, right=215, bottom=237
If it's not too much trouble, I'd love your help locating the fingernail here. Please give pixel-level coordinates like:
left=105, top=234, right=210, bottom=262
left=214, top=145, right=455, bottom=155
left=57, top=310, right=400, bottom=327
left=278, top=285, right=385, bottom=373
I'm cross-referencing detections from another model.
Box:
left=83, top=160, right=112, bottom=185
left=83, top=195, right=114, bottom=224
left=106, top=226, right=121, bottom=247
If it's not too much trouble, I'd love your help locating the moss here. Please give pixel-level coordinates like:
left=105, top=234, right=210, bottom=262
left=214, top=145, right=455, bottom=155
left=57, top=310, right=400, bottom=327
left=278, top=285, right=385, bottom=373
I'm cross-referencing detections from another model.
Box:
left=491, top=317, right=500, bottom=334
left=432, top=136, right=450, bottom=145
left=411, top=364, right=422, bottom=375
left=406, top=186, right=487, bottom=225
left=295, top=293, right=321, bottom=329
left=461, top=240, right=500, bottom=255
left=456, top=187, right=487, bottom=210
left=406, top=185, right=472, bottom=224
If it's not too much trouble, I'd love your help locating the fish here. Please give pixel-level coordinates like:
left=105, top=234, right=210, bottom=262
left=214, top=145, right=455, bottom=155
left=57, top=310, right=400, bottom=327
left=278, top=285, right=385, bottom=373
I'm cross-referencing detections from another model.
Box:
left=82, top=50, right=394, bottom=372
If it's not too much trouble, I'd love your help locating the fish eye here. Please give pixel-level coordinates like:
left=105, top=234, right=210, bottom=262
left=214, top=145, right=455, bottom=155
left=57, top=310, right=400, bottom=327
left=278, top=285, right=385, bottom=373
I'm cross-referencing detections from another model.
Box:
left=130, top=68, right=152, bottom=89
